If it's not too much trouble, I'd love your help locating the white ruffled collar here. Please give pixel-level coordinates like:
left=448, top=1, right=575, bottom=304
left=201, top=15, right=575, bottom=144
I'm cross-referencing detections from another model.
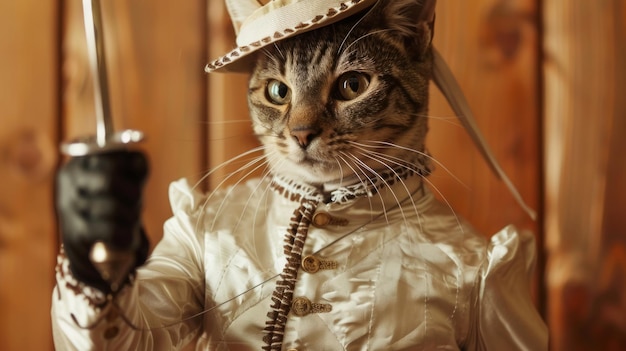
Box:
left=269, top=158, right=431, bottom=205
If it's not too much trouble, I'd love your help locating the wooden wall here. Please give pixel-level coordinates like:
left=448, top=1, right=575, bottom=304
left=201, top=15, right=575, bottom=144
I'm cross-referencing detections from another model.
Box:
left=430, top=0, right=540, bottom=239
left=0, top=1, right=58, bottom=350
left=543, top=0, right=626, bottom=349
left=0, top=0, right=624, bottom=350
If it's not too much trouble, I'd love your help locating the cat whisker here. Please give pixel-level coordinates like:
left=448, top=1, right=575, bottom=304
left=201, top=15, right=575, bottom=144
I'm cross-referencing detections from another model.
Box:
left=352, top=115, right=389, bottom=129
left=252, top=123, right=284, bottom=139
left=193, top=148, right=270, bottom=234
left=235, top=155, right=285, bottom=247
left=348, top=140, right=467, bottom=189
left=136, top=272, right=282, bottom=332
left=339, top=151, right=396, bottom=224
left=333, top=156, right=346, bottom=187
left=260, top=47, right=281, bottom=66
left=191, top=145, right=268, bottom=192
left=254, top=132, right=283, bottom=141
left=336, top=153, right=376, bottom=217
left=206, top=150, right=276, bottom=233
left=342, top=29, right=394, bottom=55
left=198, top=119, right=252, bottom=125
left=350, top=142, right=464, bottom=235
left=417, top=171, right=464, bottom=236
left=353, top=152, right=413, bottom=226
left=337, top=0, right=381, bottom=54
left=349, top=143, right=421, bottom=173
left=231, top=156, right=278, bottom=233
left=207, top=132, right=260, bottom=143
left=273, top=43, right=285, bottom=60
left=353, top=150, right=424, bottom=234
left=409, top=112, right=463, bottom=126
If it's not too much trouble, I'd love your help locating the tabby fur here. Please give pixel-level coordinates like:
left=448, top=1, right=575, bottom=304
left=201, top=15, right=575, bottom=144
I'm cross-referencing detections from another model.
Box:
left=247, top=0, right=435, bottom=186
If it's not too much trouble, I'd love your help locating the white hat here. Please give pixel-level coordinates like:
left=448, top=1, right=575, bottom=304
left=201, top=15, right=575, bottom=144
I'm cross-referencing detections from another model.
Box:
left=205, top=0, right=380, bottom=73
left=205, top=0, right=536, bottom=219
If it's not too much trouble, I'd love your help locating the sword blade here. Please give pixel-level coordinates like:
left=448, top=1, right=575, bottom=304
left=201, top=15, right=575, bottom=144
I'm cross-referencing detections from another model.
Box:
left=82, top=0, right=113, bottom=147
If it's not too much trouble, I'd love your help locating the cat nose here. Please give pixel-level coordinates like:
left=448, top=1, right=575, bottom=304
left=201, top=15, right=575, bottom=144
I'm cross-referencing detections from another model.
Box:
left=290, top=127, right=320, bottom=149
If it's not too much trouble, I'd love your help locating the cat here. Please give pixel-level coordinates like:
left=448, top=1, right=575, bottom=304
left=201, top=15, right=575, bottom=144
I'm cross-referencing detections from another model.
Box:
left=247, top=2, right=434, bottom=187
left=52, top=1, right=547, bottom=349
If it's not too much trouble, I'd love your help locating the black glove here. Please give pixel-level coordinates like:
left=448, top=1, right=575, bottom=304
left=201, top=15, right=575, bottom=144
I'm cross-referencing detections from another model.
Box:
left=56, top=150, right=150, bottom=294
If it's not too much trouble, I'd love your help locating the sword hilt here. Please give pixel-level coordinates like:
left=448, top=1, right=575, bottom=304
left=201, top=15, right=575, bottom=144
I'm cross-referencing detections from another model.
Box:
left=61, top=0, right=145, bottom=295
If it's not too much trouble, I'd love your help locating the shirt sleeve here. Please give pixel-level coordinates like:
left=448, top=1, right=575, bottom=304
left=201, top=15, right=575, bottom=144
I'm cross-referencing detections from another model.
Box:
left=51, top=179, right=207, bottom=350
left=466, top=226, right=548, bottom=351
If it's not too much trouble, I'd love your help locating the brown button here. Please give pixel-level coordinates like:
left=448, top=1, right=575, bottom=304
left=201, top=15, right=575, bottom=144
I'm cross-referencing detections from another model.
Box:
left=312, top=212, right=349, bottom=227
left=301, top=255, right=321, bottom=273
left=292, top=297, right=312, bottom=316
left=291, top=297, right=333, bottom=317
left=301, top=255, right=337, bottom=273
left=312, top=212, right=332, bottom=227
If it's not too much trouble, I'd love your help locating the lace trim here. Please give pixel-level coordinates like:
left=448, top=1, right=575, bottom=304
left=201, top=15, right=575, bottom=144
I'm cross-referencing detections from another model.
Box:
left=269, top=176, right=325, bottom=204
left=55, top=248, right=107, bottom=308
left=270, top=158, right=431, bottom=205
left=262, top=198, right=319, bottom=350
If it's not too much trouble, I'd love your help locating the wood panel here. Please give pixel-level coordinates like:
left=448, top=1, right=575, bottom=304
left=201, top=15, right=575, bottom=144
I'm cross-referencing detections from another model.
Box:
left=544, top=0, right=626, bottom=349
left=62, top=0, right=207, bottom=246
left=206, top=2, right=261, bottom=190
left=429, top=0, right=541, bottom=238
left=0, top=1, right=547, bottom=349
left=0, top=1, right=59, bottom=350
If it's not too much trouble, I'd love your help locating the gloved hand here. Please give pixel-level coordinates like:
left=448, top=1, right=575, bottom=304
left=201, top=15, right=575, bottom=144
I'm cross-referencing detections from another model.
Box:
left=56, top=150, right=150, bottom=294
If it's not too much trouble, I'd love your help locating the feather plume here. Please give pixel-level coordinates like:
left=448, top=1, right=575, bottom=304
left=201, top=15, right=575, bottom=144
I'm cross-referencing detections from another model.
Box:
left=432, top=48, right=537, bottom=220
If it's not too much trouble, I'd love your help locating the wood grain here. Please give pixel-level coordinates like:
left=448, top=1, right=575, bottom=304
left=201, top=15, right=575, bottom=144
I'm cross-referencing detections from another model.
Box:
left=0, top=1, right=58, bottom=350
left=544, top=1, right=626, bottom=349
left=0, top=0, right=552, bottom=351
left=206, top=1, right=262, bottom=190
left=429, top=0, right=541, bottom=238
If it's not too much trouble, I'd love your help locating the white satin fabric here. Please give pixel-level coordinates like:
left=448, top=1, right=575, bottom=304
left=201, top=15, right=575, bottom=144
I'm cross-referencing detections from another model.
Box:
left=52, top=175, right=547, bottom=350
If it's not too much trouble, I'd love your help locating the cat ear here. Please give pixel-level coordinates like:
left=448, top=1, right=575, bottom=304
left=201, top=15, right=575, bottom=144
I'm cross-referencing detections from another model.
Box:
left=225, top=0, right=263, bottom=34
left=375, top=0, right=437, bottom=56
left=418, top=0, right=437, bottom=43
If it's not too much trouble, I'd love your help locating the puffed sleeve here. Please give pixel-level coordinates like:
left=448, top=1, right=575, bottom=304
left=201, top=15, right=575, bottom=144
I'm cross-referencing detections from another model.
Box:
left=465, top=226, right=548, bottom=351
left=51, top=179, right=207, bottom=350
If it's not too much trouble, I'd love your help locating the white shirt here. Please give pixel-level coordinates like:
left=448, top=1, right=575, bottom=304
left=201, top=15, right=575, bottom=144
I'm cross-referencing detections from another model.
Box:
left=52, top=175, right=548, bottom=350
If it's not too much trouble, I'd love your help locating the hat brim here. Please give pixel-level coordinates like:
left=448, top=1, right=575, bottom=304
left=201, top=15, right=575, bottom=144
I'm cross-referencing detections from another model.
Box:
left=205, top=0, right=378, bottom=74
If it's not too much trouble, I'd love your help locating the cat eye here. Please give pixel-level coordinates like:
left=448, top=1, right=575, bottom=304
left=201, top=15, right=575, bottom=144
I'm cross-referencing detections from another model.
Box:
left=336, top=72, right=370, bottom=101
left=266, top=79, right=291, bottom=105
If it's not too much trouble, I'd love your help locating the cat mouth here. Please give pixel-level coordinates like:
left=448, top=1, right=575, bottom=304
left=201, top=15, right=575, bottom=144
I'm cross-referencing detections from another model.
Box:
left=288, top=151, right=336, bottom=169
left=296, top=154, right=328, bottom=166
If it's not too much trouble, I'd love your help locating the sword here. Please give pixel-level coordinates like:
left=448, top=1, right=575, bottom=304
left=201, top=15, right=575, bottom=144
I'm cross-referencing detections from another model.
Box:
left=61, top=0, right=145, bottom=295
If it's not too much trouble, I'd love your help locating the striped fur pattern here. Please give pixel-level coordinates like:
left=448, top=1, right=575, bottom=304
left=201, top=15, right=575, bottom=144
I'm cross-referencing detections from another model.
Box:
left=248, top=0, right=435, bottom=186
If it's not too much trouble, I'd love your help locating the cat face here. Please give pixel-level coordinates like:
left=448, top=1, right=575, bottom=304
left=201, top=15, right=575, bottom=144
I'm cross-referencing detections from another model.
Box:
left=248, top=1, right=434, bottom=185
